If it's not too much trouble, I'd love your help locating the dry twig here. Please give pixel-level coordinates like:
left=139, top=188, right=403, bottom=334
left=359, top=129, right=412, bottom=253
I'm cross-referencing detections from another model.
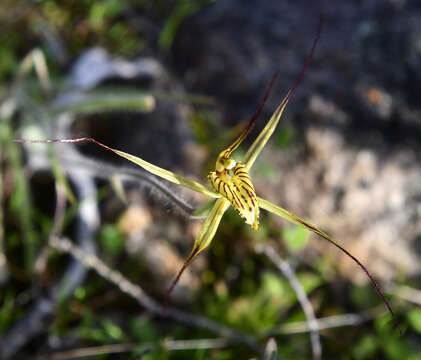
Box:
left=36, top=338, right=230, bottom=360
left=386, top=283, right=421, bottom=307
left=266, top=305, right=386, bottom=335
left=256, top=243, right=322, bottom=360
left=48, top=235, right=262, bottom=352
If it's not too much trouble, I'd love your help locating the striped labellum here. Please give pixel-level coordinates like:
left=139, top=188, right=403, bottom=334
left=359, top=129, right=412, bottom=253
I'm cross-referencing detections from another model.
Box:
left=208, top=150, right=259, bottom=230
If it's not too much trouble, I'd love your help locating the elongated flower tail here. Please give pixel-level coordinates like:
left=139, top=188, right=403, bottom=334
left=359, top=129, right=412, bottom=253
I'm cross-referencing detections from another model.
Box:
left=220, top=71, right=279, bottom=159
left=258, top=197, right=402, bottom=334
left=244, top=15, right=323, bottom=170
left=13, top=137, right=220, bottom=199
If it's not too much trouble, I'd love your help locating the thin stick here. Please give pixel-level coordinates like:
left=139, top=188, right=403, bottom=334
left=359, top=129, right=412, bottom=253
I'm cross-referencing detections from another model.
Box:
left=386, top=283, right=421, bottom=307
left=257, top=244, right=322, bottom=360
left=259, top=196, right=402, bottom=335
left=0, top=143, right=5, bottom=278
left=36, top=338, right=230, bottom=360
left=48, top=236, right=262, bottom=352
left=268, top=305, right=385, bottom=335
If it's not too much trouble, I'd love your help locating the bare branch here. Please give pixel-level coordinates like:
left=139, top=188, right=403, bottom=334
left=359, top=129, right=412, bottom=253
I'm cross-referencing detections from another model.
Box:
left=36, top=338, right=230, bottom=360
left=0, top=141, right=7, bottom=283
left=262, top=338, right=278, bottom=360
left=267, top=305, right=385, bottom=335
left=49, top=236, right=262, bottom=353
left=256, top=244, right=322, bottom=360
left=386, top=283, right=421, bottom=307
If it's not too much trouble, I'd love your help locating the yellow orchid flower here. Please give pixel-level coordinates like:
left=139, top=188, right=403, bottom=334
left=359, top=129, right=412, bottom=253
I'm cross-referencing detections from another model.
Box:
left=15, top=18, right=400, bottom=332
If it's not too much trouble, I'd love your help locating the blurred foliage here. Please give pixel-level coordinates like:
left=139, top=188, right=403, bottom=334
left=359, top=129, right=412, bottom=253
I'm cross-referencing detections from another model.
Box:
left=1, top=120, right=39, bottom=273
left=99, top=224, right=125, bottom=255
left=282, top=225, right=309, bottom=253
left=407, top=308, right=421, bottom=334
left=274, top=126, right=295, bottom=149
left=0, top=0, right=420, bottom=359
left=0, top=0, right=214, bottom=81
left=158, top=0, right=210, bottom=50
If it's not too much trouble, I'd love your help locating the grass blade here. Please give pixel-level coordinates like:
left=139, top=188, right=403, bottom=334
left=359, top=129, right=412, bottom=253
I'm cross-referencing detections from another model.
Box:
left=53, top=92, right=156, bottom=114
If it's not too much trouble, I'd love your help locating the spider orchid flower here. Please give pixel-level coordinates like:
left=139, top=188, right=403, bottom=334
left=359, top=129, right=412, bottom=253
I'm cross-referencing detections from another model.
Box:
left=15, top=18, right=400, bottom=331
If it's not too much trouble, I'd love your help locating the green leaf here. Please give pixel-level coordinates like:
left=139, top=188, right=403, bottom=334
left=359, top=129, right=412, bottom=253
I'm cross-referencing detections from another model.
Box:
left=158, top=0, right=206, bottom=50
left=102, top=318, right=124, bottom=341
left=261, top=272, right=286, bottom=298
left=54, top=92, right=156, bottom=114
left=282, top=225, right=309, bottom=252
left=275, top=126, right=295, bottom=149
left=352, top=335, right=377, bottom=359
left=130, top=316, right=159, bottom=342
left=2, top=122, right=37, bottom=272
left=99, top=224, right=124, bottom=255
left=0, top=292, right=15, bottom=333
left=297, top=272, right=322, bottom=294
left=407, top=308, right=421, bottom=333
left=383, top=336, right=413, bottom=360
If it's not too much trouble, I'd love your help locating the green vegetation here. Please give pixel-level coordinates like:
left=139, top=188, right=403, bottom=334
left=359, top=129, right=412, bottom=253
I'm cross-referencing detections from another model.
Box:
left=0, top=1, right=420, bottom=359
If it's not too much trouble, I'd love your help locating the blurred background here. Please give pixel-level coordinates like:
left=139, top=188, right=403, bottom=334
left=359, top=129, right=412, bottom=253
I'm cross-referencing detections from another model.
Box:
left=1, top=0, right=421, bottom=359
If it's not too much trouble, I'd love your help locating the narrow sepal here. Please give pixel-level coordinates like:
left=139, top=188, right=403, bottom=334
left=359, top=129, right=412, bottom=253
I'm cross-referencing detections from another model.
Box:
left=165, top=198, right=230, bottom=306
left=258, top=197, right=401, bottom=333
left=112, top=146, right=220, bottom=199
left=14, top=137, right=220, bottom=199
